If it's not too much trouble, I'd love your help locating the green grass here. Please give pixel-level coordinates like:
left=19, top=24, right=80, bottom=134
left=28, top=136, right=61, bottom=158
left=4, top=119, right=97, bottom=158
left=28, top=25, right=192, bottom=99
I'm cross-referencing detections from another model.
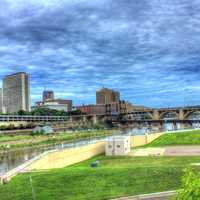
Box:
left=0, top=135, right=31, bottom=142
left=0, top=130, right=116, bottom=150
left=1, top=156, right=200, bottom=200
left=146, top=130, right=200, bottom=147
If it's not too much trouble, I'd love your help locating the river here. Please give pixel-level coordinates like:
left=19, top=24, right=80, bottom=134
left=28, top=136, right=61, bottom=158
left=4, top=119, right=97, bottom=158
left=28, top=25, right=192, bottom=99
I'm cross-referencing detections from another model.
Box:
left=0, top=131, right=125, bottom=175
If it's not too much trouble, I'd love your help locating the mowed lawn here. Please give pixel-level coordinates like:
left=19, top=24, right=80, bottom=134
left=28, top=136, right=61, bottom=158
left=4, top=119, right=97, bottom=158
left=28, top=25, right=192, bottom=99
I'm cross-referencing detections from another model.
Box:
left=1, top=156, right=200, bottom=200
left=146, top=130, right=200, bottom=147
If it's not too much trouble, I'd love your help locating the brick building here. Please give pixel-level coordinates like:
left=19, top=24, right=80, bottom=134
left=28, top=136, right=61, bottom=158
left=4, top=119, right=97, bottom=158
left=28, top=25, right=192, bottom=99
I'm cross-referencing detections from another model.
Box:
left=96, top=88, right=120, bottom=105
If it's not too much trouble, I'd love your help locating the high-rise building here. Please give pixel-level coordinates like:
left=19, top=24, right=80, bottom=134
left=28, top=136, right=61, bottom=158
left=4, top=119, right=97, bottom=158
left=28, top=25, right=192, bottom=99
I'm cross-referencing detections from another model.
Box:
left=0, top=88, right=2, bottom=113
left=43, top=90, right=54, bottom=101
left=2, top=72, right=30, bottom=113
left=96, top=88, right=120, bottom=105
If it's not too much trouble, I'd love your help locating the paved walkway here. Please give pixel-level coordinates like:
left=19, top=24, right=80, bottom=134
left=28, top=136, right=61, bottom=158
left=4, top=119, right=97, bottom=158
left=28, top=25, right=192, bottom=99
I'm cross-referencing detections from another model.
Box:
left=164, top=146, right=200, bottom=156
left=131, top=146, right=200, bottom=157
left=111, top=191, right=176, bottom=200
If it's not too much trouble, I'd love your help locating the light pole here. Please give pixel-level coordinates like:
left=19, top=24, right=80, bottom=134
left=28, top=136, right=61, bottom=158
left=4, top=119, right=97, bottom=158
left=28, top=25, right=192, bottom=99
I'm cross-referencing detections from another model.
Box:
left=29, top=175, right=36, bottom=200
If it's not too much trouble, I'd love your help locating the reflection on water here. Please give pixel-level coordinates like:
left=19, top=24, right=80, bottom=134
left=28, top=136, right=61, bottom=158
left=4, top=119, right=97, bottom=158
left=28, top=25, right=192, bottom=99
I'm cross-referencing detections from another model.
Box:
left=0, top=148, right=48, bottom=175
left=0, top=132, right=123, bottom=175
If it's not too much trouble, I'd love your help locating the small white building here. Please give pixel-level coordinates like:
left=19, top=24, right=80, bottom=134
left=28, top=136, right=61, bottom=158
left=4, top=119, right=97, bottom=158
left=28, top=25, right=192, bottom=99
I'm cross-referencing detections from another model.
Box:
left=106, top=136, right=131, bottom=156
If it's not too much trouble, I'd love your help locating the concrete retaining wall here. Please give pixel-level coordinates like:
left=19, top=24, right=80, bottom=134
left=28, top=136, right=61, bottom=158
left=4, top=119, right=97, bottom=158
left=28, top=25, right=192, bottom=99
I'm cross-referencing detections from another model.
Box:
left=0, top=150, right=56, bottom=184
left=131, top=132, right=163, bottom=147
left=27, top=133, right=163, bottom=171
left=27, top=141, right=106, bottom=170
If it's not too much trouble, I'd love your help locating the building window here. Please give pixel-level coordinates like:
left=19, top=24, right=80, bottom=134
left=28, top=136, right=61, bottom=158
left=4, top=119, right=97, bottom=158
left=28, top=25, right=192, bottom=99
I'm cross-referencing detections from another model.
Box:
left=117, top=145, right=120, bottom=148
left=108, top=145, right=112, bottom=148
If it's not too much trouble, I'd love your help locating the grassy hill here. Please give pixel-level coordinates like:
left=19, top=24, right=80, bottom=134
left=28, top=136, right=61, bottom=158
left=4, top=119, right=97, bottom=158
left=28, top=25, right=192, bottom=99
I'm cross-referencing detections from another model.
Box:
left=146, top=130, right=200, bottom=147
left=1, top=156, right=200, bottom=200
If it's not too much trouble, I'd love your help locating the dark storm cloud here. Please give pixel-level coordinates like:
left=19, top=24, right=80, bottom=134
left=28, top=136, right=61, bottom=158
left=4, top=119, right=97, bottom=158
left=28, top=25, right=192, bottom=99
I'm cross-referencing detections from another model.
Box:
left=0, top=0, right=200, bottom=106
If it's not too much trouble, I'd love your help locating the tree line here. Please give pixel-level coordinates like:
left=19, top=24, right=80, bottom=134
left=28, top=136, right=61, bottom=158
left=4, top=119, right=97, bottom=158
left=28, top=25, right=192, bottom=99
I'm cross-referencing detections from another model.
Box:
left=0, top=108, right=84, bottom=116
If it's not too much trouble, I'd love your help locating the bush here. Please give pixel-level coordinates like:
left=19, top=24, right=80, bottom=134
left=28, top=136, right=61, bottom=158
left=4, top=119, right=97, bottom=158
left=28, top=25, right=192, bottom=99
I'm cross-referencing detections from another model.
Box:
left=26, top=123, right=35, bottom=128
left=175, top=168, right=200, bottom=200
left=0, top=125, right=7, bottom=130
left=30, top=130, right=45, bottom=136
left=18, top=124, right=25, bottom=129
left=92, top=122, right=105, bottom=130
left=7, top=124, right=15, bottom=130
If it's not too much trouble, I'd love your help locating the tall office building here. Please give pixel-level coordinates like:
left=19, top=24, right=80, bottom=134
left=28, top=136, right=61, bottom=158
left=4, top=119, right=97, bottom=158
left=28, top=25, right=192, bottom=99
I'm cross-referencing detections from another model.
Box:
left=43, top=90, right=54, bottom=101
left=96, top=88, right=120, bottom=105
left=0, top=88, right=2, bottom=113
left=3, top=72, right=30, bottom=113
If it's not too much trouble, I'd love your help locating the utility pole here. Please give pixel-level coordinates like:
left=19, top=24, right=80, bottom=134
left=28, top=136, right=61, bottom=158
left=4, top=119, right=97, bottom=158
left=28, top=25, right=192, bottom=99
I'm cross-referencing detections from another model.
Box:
left=29, top=176, right=36, bottom=200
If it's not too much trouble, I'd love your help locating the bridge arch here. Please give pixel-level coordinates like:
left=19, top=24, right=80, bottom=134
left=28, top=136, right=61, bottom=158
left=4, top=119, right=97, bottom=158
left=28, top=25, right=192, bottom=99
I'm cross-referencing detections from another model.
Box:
left=159, top=111, right=179, bottom=120
left=185, top=111, right=200, bottom=120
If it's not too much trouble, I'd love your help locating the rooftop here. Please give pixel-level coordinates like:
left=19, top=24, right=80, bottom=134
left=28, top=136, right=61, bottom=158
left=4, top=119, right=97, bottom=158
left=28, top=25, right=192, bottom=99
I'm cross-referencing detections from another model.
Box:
left=5, top=72, right=28, bottom=77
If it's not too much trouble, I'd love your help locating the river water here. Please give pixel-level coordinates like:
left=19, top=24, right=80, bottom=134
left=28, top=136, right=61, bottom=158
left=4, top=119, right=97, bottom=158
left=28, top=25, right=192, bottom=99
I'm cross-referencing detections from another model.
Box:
left=0, top=131, right=126, bottom=175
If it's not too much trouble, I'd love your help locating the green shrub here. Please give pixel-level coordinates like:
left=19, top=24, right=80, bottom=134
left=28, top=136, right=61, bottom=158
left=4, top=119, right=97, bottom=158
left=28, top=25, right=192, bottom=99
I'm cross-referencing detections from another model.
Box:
left=175, top=168, right=200, bottom=200
left=0, top=125, right=7, bottom=130
left=30, top=130, right=44, bottom=136
left=7, top=124, right=15, bottom=130
left=18, top=124, right=24, bottom=129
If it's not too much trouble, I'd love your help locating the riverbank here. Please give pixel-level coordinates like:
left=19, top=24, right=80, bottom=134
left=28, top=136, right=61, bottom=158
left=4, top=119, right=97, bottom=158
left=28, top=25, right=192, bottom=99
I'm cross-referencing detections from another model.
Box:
left=0, top=129, right=118, bottom=152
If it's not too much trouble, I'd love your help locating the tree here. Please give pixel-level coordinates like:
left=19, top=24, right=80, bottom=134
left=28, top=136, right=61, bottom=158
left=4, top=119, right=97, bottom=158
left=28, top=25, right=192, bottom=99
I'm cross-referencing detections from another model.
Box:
left=67, top=110, right=84, bottom=116
left=14, top=108, right=85, bottom=116
left=175, top=168, right=200, bottom=200
left=17, top=110, right=29, bottom=115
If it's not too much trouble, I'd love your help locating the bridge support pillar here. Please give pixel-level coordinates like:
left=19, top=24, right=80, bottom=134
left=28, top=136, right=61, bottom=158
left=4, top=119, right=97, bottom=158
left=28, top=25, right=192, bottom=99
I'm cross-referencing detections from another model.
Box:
left=69, top=116, right=73, bottom=123
left=153, top=110, right=160, bottom=120
left=173, top=122, right=177, bottom=130
left=92, top=115, right=97, bottom=124
left=82, top=116, right=87, bottom=123
left=159, top=121, right=164, bottom=131
left=179, top=109, right=184, bottom=120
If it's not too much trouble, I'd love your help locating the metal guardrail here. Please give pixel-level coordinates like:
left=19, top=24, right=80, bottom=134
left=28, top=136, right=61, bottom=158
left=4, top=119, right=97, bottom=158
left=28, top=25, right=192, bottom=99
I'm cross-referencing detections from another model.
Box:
left=0, top=114, right=107, bottom=122
left=0, top=115, right=70, bottom=122
left=0, top=149, right=57, bottom=184
left=0, top=131, right=122, bottom=184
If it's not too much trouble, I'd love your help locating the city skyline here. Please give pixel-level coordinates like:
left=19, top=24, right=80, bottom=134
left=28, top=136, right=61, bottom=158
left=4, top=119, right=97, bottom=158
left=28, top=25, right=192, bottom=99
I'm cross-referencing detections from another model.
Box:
left=0, top=0, right=200, bottom=107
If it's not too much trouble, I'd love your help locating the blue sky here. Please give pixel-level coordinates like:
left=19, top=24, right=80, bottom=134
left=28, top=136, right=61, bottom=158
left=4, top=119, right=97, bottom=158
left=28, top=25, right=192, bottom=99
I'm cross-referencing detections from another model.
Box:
left=0, top=0, right=200, bottom=107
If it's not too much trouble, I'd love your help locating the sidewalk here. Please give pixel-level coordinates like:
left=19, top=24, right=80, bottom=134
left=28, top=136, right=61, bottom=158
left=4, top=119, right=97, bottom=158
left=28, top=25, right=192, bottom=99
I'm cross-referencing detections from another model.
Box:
left=111, top=190, right=176, bottom=200
left=130, top=146, right=200, bottom=157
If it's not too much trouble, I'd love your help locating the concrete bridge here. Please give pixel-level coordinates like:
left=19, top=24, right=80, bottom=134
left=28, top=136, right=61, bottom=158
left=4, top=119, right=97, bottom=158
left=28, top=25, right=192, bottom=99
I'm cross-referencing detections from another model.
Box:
left=121, top=106, right=200, bottom=121
left=1, top=106, right=200, bottom=125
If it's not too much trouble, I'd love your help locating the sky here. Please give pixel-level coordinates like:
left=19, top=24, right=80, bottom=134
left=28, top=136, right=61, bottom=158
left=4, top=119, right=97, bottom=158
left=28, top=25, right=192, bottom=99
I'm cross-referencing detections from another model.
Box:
left=0, top=0, right=200, bottom=107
